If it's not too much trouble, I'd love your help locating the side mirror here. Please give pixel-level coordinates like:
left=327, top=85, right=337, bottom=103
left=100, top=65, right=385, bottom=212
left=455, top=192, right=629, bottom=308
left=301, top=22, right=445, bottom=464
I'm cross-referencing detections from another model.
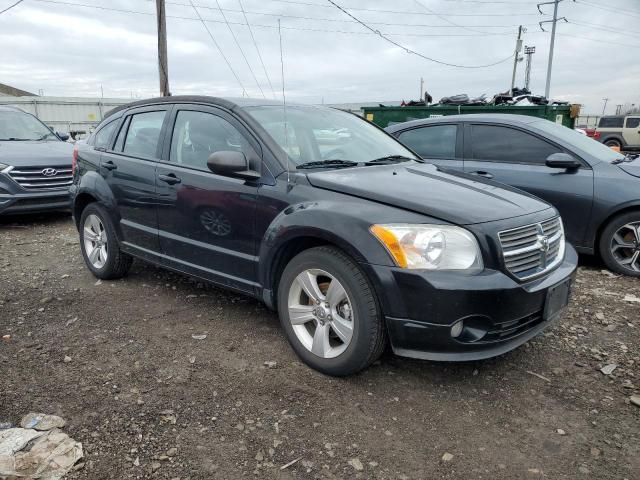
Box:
left=207, top=151, right=260, bottom=180
left=545, top=152, right=581, bottom=170
left=56, top=132, right=70, bottom=141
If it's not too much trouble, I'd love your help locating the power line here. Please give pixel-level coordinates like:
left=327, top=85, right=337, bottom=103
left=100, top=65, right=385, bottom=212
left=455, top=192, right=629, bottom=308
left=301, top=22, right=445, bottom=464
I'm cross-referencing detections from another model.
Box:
left=213, top=0, right=265, bottom=98
left=0, top=0, right=24, bottom=15
left=556, top=32, right=640, bottom=48
left=568, top=19, right=636, bottom=35
left=238, top=0, right=276, bottom=99
left=187, top=0, right=248, bottom=97
left=326, top=0, right=514, bottom=68
left=573, top=0, right=640, bottom=18
left=413, top=0, right=489, bottom=35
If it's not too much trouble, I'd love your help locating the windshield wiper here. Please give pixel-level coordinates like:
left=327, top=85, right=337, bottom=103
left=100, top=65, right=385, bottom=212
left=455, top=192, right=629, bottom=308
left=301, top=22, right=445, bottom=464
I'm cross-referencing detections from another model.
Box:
left=612, top=153, right=639, bottom=165
left=296, top=159, right=358, bottom=169
left=365, top=155, right=420, bottom=165
left=0, top=137, right=33, bottom=141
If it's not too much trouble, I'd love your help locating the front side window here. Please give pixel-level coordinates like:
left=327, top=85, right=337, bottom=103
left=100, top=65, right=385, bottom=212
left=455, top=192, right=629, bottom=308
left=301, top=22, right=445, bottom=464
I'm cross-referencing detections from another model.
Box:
left=625, top=117, right=640, bottom=129
left=245, top=105, right=416, bottom=165
left=470, top=125, right=560, bottom=164
left=169, top=111, right=252, bottom=171
left=397, top=125, right=457, bottom=158
left=122, top=111, right=167, bottom=159
left=0, top=110, right=56, bottom=141
left=93, top=121, right=118, bottom=149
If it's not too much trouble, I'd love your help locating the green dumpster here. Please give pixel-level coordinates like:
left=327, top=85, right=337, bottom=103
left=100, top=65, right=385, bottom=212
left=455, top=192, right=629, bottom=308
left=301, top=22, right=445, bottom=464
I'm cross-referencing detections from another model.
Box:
left=362, top=104, right=579, bottom=129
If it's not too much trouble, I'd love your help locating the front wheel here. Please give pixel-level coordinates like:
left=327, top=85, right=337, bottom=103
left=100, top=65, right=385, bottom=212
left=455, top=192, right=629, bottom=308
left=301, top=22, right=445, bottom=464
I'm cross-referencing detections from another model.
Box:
left=79, top=203, right=132, bottom=279
left=599, top=212, right=640, bottom=277
left=604, top=139, right=622, bottom=149
left=277, top=246, right=386, bottom=376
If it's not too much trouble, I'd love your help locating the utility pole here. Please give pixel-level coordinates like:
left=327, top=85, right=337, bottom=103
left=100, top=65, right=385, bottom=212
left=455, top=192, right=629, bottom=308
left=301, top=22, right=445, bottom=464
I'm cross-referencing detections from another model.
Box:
left=615, top=104, right=622, bottom=115
left=524, top=46, right=535, bottom=91
left=538, top=0, right=567, bottom=99
left=420, top=77, right=424, bottom=100
left=510, top=26, right=524, bottom=96
left=156, top=0, right=170, bottom=97
left=602, top=98, right=609, bottom=116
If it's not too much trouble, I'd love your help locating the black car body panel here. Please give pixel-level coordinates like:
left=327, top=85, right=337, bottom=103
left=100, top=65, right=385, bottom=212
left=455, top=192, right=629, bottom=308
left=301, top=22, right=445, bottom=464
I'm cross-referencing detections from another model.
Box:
left=387, top=114, right=640, bottom=254
left=71, top=97, right=577, bottom=362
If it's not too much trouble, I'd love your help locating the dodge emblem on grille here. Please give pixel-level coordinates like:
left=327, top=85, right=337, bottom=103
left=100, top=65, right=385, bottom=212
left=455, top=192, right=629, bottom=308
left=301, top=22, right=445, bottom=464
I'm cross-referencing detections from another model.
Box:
left=537, top=234, right=550, bottom=253
left=42, top=168, right=58, bottom=177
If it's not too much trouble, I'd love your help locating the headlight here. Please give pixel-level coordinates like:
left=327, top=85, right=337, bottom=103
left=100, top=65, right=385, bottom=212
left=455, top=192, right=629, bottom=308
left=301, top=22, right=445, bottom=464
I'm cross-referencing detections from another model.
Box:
left=370, top=224, right=483, bottom=271
left=0, top=163, right=8, bottom=172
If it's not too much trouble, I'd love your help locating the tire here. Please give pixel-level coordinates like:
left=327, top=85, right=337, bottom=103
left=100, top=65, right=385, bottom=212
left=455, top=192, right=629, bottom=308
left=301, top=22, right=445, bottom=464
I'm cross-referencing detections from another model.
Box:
left=604, top=138, right=622, bottom=149
left=79, top=203, right=132, bottom=280
left=277, top=246, right=386, bottom=376
left=599, top=211, right=640, bottom=277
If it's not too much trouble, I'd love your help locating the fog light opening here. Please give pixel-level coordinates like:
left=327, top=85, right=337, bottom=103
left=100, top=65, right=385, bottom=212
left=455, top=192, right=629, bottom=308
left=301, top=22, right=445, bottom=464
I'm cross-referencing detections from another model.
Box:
left=450, top=320, right=464, bottom=338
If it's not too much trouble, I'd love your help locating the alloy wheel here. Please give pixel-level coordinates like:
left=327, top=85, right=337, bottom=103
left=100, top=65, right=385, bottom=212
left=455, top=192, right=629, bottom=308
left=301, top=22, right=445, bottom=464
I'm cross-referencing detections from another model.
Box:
left=83, top=214, right=108, bottom=269
left=287, top=269, right=354, bottom=359
left=610, top=222, right=640, bottom=272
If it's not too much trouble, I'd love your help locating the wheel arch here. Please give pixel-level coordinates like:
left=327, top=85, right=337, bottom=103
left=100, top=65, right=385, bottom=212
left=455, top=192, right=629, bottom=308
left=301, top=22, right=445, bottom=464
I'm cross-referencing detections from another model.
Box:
left=594, top=203, right=640, bottom=256
left=600, top=134, right=626, bottom=147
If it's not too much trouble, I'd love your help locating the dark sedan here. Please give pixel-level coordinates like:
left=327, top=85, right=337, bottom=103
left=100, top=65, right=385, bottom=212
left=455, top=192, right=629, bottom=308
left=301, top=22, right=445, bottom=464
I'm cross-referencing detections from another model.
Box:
left=0, top=105, right=73, bottom=215
left=386, top=114, right=640, bottom=277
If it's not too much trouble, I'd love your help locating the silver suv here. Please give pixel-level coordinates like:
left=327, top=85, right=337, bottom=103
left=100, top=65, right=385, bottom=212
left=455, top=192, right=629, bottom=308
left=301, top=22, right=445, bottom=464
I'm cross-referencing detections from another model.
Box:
left=596, top=115, right=640, bottom=151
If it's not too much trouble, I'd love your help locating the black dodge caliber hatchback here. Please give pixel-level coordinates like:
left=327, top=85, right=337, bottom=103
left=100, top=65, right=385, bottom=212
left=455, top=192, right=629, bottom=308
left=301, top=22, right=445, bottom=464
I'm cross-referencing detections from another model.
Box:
left=71, top=96, right=577, bottom=376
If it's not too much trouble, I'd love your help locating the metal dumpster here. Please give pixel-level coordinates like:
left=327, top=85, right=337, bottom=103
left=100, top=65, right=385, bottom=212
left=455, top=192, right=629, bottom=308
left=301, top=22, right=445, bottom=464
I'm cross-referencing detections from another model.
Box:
left=362, top=104, right=579, bottom=129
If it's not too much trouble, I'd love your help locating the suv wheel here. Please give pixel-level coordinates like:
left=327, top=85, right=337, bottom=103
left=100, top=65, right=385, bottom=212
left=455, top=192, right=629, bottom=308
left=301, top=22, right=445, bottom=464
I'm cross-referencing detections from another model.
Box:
left=79, top=203, right=132, bottom=279
left=277, top=246, right=385, bottom=376
left=604, top=138, right=622, bottom=149
left=599, top=212, right=640, bottom=277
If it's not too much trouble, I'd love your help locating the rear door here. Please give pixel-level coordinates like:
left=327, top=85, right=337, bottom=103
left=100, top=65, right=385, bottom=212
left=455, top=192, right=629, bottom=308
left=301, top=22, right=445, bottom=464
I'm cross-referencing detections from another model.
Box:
left=155, top=104, right=260, bottom=293
left=462, top=122, right=594, bottom=247
left=394, top=123, right=463, bottom=171
left=100, top=105, right=172, bottom=259
left=622, top=117, right=640, bottom=147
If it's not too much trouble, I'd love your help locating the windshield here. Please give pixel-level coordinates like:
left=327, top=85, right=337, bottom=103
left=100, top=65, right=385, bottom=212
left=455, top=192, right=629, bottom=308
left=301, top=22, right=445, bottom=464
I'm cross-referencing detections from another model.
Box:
left=245, top=105, right=417, bottom=165
left=0, top=110, right=56, bottom=141
left=532, top=119, right=624, bottom=163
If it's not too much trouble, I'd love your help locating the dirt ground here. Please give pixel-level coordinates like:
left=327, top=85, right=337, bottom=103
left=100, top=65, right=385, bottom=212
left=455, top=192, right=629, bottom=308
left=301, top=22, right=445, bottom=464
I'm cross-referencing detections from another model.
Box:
left=0, top=213, right=638, bottom=480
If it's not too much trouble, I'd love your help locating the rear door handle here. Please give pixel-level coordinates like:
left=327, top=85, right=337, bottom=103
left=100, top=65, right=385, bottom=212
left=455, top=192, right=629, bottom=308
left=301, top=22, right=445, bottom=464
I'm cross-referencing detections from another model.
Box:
left=158, top=173, right=181, bottom=185
left=469, top=170, right=494, bottom=179
left=102, top=161, right=117, bottom=171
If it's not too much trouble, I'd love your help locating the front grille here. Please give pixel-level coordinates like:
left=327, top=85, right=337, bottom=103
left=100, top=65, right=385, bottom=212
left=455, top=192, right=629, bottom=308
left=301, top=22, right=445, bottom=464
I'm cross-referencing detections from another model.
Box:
left=8, top=166, right=72, bottom=190
left=483, top=311, right=544, bottom=343
left=498, top=217, right=565, bottom=281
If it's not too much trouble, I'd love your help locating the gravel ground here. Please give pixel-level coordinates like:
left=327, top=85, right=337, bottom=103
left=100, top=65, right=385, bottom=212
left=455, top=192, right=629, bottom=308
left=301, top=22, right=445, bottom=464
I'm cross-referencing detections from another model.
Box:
left=1, top=213, right=639, bottom=480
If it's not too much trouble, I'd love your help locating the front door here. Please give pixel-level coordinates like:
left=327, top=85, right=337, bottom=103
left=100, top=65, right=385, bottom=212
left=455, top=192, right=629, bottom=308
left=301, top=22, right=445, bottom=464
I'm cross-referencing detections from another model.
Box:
left=463, top=123, right=594, bottom=248
left=100, top=106, right=171, bottom=258
left=155, top=105, right=260, bottom=293
left=622, top=117, right=640, bottom=147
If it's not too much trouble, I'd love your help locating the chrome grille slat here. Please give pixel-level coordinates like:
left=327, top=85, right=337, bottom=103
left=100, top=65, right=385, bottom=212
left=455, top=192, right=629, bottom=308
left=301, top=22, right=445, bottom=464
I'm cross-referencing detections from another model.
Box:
left=498, top=217, right=565, bottom=281
left=8, top=165, right=72, bottom=190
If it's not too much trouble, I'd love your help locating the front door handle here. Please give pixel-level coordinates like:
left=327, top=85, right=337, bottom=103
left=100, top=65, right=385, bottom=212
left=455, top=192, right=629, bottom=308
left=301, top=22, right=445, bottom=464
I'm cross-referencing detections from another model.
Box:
left=470, top=170, right=494, bottom=179
left=102, top=160, right=117, bottom=171
left=158, top=173, right=181, bottom=185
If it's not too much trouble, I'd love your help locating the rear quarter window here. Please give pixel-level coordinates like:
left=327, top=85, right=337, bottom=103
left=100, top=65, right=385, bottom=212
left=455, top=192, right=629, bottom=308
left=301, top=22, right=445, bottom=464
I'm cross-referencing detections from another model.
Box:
left=598, top=117, right=624, bottom=128
left=625, top=117, right=640, bottom=128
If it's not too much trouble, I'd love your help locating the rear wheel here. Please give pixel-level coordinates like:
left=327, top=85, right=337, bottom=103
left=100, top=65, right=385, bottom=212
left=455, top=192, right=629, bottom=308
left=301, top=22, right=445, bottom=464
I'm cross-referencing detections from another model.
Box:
left=599, top=211, right=640, bottom=277
left=604, top=138, right=622, bottom=149
left=79, top=203, right=132, bottom=279
left=277, top=246, right=385, bottom=376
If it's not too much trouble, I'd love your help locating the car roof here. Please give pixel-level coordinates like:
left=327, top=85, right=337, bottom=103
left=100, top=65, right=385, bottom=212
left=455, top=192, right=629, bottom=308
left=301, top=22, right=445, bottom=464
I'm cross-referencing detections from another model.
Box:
left=104, top=95, right=294, bottom=119
left=385, top=113, right=542, bottom=132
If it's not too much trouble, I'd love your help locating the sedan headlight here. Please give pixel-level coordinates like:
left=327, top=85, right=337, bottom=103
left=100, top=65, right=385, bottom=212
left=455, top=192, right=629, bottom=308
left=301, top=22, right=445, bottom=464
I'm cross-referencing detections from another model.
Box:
left=370, top=224, right=483, bottom=271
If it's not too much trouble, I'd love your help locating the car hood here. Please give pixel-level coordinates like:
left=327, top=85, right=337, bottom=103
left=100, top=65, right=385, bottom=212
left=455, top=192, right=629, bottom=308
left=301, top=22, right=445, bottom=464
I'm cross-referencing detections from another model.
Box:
left=0, top=140, right=74, bottom=167
left=618, top=157, right=640, bottom=178
left=306, top=162, right=552, bottom=225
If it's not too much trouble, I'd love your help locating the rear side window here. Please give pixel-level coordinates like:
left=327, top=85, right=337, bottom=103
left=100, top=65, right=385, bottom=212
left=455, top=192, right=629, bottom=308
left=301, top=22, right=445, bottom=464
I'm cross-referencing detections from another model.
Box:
left=599, top=117, right=624, bottom=128
left=470, top=125, right=560, bottom=164
left=93, top=121, right=118, bottom=149
left=122, top=111, right=167, bottom=159
left=625, top=117, right=640, bottom=128
left=169, top=110, right=252, bottom=171
left=397, top=125, right=457, bottom=158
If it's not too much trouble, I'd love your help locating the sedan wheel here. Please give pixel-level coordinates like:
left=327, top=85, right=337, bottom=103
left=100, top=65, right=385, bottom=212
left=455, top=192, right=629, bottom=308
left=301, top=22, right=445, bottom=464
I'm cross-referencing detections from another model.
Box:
left=610, top=222, right=640, bottom=272
left=287, top=269, right=354, bottom=359
left=83, top=214, right=108, bottom=269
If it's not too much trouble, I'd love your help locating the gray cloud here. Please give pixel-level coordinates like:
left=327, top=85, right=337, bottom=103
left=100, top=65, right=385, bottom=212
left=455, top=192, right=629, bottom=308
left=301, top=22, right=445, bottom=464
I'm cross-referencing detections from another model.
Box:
left=0, top=0, right=638, bottom=114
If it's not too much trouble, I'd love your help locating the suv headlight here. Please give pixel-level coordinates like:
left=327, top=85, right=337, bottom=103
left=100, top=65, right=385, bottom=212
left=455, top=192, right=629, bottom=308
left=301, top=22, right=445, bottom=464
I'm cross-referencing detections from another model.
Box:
left=370, top=224, right=483, bottom=272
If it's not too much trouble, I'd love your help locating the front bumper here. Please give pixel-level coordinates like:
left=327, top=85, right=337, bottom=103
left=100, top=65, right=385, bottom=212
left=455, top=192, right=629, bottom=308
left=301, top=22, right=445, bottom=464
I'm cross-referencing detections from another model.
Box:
left=0, top=170, right=70, bottom=215
left=364, top=243, right=578, bottom=361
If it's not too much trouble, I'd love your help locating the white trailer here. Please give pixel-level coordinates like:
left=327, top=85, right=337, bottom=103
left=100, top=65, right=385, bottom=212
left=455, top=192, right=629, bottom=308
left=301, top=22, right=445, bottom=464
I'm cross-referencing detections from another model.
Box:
left=0, top=96, right=132, bottom=138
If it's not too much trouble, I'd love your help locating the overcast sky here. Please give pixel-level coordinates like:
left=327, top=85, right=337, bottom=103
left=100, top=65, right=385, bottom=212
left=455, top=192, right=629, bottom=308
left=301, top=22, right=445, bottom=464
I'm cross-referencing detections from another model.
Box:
left=0, top=0, right=638, bottom=114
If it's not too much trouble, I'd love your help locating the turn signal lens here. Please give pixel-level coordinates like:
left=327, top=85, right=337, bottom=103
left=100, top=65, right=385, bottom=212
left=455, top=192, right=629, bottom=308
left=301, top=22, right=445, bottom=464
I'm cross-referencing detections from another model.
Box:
left=370, top=224, right=408, bottom=268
